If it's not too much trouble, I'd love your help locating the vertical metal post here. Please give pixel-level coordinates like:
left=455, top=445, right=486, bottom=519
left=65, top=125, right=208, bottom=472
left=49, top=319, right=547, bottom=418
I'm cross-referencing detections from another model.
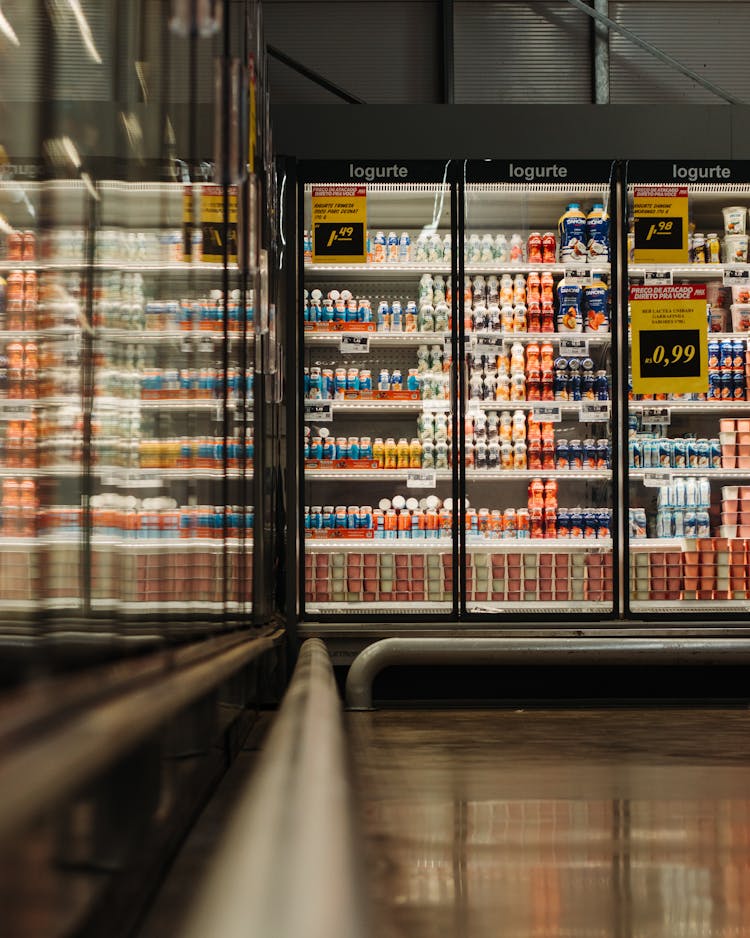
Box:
left=440, top=0, right=455, bottom=104
left=593, top=0, right=610, bottom=104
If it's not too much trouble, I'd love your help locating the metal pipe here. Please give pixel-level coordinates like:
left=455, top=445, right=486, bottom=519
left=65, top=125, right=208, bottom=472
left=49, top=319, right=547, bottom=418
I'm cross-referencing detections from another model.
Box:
left=345, top=637, right=750, bottom=709
left=267, top=44, right=365, bottom=105
left=180, top=638, right=371, bottom=938
left=564, top=0, right=744, bottom=106
left=593, top=0, right=610, bottom=104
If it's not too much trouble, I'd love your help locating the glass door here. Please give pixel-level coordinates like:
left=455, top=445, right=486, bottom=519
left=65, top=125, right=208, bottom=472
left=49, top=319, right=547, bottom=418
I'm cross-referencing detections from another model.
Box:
left=300, top=161, right=457, bottom=619
left=462, top=161, right=617, bottom=618
left=626, top=160, right=750, bottom=619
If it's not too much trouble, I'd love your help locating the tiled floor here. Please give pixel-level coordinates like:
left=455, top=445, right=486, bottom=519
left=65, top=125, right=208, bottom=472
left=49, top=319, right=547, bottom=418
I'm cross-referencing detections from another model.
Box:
left=347, top=708, right=750, bottom=937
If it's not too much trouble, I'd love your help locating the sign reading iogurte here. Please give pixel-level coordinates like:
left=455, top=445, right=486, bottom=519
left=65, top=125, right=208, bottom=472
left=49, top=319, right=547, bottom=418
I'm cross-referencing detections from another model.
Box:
left=311, top=185, right=367, bottom=263
left=630, top=284, right=708, bottom=395
left=633, top=186, right=689, bottom=264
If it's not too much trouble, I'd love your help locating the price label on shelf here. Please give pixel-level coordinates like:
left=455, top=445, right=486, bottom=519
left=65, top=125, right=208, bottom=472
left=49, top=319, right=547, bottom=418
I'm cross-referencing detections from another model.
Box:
left=641, top=470, right=672, bottom=487
left=530, top=405, right=562, bottom=423
left=198, top=336, right=215, bottom=353
left=640, top=406, right=671, bottom=424
left=339, top=334, right=370, bottom=354
left=406, top=469, right=436, bottom=489
left=564, top=266, right=591, bottom=284
left=472, top=334, right=506, bottom=354
left=559, top=338, right=589, bottom=358
left=304, top=401, right=333, bottom=422
left=180, top=336, right=194, bottom=353
left=723, top=267, right=750, bottom=287
left=0, top=406, right=34, bottom=421
left=643, top=269, right=674, bottom=286
left=580, top=402, right=611, bottom=422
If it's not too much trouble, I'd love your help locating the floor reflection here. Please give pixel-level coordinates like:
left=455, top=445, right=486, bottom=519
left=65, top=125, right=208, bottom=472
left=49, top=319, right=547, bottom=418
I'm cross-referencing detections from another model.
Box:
left=347, top=709, right=750, bottom=938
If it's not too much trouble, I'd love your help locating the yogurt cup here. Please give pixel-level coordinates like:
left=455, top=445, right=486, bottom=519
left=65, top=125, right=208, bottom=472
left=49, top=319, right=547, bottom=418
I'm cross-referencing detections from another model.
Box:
left=725, top=234, right=749, bottom=264
left=723, top=206, right=747, bottom=235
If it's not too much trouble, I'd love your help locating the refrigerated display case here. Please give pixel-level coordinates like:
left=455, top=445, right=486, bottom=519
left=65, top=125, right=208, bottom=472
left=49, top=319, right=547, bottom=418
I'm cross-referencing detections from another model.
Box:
left=461, top=161, right=617, bottom=617
left=625, top=160, right=750, bottom=619
left=0, top=0, right=268, bottom=653
left=299, top=161, right=459, bottom=618
left=295, top=158, right=618, bottom=623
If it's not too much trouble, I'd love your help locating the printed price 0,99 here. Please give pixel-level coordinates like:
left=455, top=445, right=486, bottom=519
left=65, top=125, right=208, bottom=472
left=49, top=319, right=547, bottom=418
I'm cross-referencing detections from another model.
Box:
left=639, top=327, right=701, bottom=380
left=644, top=342, right=696, bottom=368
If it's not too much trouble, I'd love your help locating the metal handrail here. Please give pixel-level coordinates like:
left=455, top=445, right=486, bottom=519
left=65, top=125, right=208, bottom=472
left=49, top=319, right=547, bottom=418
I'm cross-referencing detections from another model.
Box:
left=345, top=636, right=750, bottom=709
left=179, top=638, right=371, bottom=938
left=0, top=630, right=282, bottom=843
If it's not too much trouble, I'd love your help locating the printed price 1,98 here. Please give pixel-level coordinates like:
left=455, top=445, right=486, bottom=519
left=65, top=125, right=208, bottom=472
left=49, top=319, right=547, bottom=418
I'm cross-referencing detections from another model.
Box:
left=646, top=220, right=674, bottom=240
left=644, top=342, right=696, bottom=368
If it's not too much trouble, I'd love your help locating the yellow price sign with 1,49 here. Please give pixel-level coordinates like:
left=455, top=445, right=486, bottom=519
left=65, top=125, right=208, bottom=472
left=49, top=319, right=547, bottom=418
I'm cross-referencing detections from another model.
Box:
left=200, top=184, right=238, bottom=264
left=630, top=284, right=708, bottom=395
left=311, top=185, right=367, bottom=263
left=633, top=185, right=689, bottom=264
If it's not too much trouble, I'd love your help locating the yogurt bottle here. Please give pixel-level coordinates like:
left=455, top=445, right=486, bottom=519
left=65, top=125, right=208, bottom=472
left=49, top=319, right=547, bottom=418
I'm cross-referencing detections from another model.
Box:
left=558, top=203, right=588, bottom=262
left=586, top=203, right=610, bottom=261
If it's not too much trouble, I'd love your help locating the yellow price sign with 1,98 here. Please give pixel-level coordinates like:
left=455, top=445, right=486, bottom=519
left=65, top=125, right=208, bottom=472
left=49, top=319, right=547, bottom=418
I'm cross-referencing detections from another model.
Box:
left=633, top=185, right=689, bottom=264
left=311, top=185, right=367, bottom=263
left=630, top=284, right=708, bottom=395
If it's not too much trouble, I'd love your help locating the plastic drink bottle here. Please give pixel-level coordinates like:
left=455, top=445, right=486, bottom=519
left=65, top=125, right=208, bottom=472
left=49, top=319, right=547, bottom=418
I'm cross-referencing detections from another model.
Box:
left=558, top=203, right=587, bottom=261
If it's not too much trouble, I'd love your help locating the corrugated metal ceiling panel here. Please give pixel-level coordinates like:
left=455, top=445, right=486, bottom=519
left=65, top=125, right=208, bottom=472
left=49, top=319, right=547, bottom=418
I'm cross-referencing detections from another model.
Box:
left=263, top=0, right=440, bottom=104
left=610, top=1, right=750, bottom=104
left=454, top=1, right=592, bottom=104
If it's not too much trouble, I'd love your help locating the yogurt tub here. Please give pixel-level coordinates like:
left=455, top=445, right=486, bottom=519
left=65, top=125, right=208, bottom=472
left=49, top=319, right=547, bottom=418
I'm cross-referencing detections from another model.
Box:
left=725, top=234, right=749, bottom=264
left=723, top=206, right=747, bottom=235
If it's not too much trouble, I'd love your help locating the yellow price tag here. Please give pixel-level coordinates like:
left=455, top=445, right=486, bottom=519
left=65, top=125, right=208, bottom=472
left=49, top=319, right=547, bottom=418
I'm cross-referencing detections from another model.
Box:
left=311, top=185, right=367, bottom=264
left=630, top=284, right=708, bottom=395
left=200, top=184, right=238, bottom=264
left=633, top=185, right=689, bottom=264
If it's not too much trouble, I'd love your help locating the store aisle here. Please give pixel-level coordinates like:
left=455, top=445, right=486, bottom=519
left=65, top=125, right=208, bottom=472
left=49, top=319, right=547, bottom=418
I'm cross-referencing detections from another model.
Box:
left=347, top=708, right=750, bottom=938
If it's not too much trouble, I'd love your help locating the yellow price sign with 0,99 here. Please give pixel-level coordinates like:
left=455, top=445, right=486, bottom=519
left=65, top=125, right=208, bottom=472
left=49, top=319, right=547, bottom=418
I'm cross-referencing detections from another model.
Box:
left=630, top=284, right=708, bottom=395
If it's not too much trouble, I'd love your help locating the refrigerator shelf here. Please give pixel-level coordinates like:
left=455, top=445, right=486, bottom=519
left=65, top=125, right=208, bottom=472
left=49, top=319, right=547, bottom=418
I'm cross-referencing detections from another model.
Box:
left=630, top=469, right=750, bottom=480
left=305, top=538, right=451, bottom=551
left=306, top=602, right=453, bottom=613
left=89, top=600, right=245, bottom=612
left=468, top=400, right=607, bottom=414
left=467, top=601, right=612, bottom=613
left=629, top=263, right=749, bottom=278
left=96, top=329, right=247, bottom=344
left=305, top=262, right=450, bottom=276
left=309, top=399, right=449, bottom=413
left=630, top=600, right=750, bottom=613
left=91, top=537, right=250, bottom=549
left=466, top=538, right=612, bottom=551
left=304, top=331, right=450, bottom=345
left=0, top=262, right=239, bottom=274
left=629, top=401, right=750, bottom=413
left=464, top=263, right=611, bottom=276
left=466, top=469, right=611, bottom=481
left=305, top=469, right=453, bottom=481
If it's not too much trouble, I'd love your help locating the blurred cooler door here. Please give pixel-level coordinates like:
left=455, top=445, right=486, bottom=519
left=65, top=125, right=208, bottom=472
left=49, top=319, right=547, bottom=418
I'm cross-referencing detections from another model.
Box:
left=300, top=160, right=459, bottom=619
left=461, top=161, right=618, bottom=619
left=625, top=160, right=750, bottom=621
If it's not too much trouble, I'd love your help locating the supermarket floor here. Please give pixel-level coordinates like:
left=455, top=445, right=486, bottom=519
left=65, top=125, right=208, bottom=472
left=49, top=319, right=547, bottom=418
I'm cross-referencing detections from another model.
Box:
left=346, top=708, right=750, bottom=938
